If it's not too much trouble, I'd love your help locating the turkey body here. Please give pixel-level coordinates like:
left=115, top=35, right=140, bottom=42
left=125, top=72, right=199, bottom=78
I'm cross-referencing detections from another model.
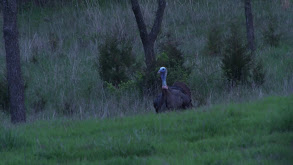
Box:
left=154, top=67, right=192, bottom=113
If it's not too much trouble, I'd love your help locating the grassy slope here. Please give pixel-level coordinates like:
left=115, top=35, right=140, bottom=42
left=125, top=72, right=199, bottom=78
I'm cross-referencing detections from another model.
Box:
left=1, top=96, right=293, bottom=165
left=0, top=0, right=293, bottom=117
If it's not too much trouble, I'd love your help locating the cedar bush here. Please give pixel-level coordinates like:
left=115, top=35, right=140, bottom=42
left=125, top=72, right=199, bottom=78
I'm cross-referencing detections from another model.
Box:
left=205, top=23, right=223, bottom=56
left=262, top=15, right=282, bottom=47
left=222, top=23, right=266, bottom=87
left=156, top=37, right=191, bottom=85
left=252, top=59, right=265, bottom=86
left=221, top=23, right=252, bottom=87
left=0, top=75, right=9, bottom=113
left=98, top=35, right=135, bottom=87
left=140, top=35, right=191, bottom=94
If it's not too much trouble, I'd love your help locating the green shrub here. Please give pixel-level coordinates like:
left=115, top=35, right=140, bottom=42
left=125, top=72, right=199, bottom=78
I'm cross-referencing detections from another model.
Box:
left=221, top=23, right=252, bottom=87
left=222, top=23, right=266, bottom=88
left=156, top=37, right=191, bottom=85
left=32, top=92, right=46, bottom=114
left=59, top=96, right=76, bottom=116
left=98, top=35, right=135, bottom=87
left=157, top=40, right=184, bottom=68
left=140, top=36, right=191, bottom=94
left=0, top=75, right=9, bottom=113
left=252, top=59, right=265, bottom=86
left=105, top=79, right=138, bottom=95
left=262, top=15, right=282, bottom=47
left=205, top=23, right=223, bottom=56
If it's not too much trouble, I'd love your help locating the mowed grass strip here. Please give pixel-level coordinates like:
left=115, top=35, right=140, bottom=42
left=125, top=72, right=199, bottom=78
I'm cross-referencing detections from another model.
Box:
left=0, top=96, right=293, bottom=164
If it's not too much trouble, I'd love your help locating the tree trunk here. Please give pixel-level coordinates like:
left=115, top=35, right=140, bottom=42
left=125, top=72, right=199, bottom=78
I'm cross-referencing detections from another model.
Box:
left=3, top=0, right=26, bottom=123
left=244, top=0, right=256, bottom=53
left=143, top=42, right=156, bottom=70
left=131, top=0, right=166, bottom=71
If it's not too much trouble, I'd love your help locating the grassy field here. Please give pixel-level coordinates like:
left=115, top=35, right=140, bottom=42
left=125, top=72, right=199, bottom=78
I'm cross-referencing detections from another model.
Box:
left=0, top=95, right=292, bottom=164
left=0, top=1, right=292, bottom=163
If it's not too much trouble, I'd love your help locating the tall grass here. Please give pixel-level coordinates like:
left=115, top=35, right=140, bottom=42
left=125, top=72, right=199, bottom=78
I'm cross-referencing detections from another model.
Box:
left=0, top=0, right=292, bottom=119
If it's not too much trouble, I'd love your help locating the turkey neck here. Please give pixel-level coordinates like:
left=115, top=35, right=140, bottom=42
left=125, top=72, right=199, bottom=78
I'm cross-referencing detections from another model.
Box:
left=160, top=71, right=167, bottom=87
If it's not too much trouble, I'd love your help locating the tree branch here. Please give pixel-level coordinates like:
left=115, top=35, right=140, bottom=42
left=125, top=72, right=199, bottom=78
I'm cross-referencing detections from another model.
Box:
left=149, top=0, right=166, bottom=43
left=131, top=0, right=166, bottom=71
left=131, top=0, right=148, bottom=45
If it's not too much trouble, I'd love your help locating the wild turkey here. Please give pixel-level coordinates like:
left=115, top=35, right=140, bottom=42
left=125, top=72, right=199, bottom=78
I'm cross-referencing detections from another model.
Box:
left=154, top=67, right=192, bottom=113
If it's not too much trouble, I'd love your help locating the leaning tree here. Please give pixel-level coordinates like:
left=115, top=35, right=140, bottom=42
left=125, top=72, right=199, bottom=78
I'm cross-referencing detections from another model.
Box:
left=3, top=0, right=26, bottom=123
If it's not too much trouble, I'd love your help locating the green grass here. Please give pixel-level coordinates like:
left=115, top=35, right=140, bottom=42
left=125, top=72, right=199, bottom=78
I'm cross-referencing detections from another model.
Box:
left=1, top=96, right=292, bottom=164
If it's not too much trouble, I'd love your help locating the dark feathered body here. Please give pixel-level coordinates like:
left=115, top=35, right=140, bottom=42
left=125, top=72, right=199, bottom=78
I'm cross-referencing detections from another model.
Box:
left=154, top=81, right=192, bottom=113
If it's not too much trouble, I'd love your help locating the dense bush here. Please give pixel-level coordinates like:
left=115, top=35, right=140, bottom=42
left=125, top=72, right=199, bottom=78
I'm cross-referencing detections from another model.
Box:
left=262, top=15, right=282, bottom=47
left=140, top=68, right=159, bottom=94
left=252, top=59, right=265, bottom=86
left=221, top=23, right=252, bottom=87
left=98, top=35, right=136, bottom=87
left=31, top=92, right=46, bottom=114
left=222, top=23, right=266, bottom=87
left=156, top=37, right=191, bottom=85
left=0, top=75, right=9, bottom=113
left=205, top=23, right=224, bottom=56
left=135, top=35, right=191, bottom=94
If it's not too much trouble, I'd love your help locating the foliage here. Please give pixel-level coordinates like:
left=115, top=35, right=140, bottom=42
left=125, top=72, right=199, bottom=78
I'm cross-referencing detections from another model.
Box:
left=0, top=74, right=9, bottom=113
left=221, top=23, right=252, bottom=87
left=252, top=59, right=265, bottom=86
left=205, top=23, right=224, bottom=56
left=262, top=15, right=282, bottom=47
left=138, top=35, right=191, bottom=94
left=98, top=35, right=136, bottom=87
left=105, top=79, right=139, bottom=95
left=221, top=22, right=267, bottom=88
left=0, top=96, right=293, bottom=164
left=189, top=57, right=223, bottom=106
left=156, top=37, right=191, bottom=86
left=61, top=97, right=76, bottom=115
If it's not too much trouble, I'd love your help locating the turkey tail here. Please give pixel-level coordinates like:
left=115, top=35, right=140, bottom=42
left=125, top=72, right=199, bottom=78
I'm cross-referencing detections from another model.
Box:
left=172, top=82, right=192, bottom=98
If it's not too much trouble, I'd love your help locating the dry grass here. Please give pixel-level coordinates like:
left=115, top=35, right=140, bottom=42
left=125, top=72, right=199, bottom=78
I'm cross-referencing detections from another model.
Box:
left=0, top=0, right=292, bottom=120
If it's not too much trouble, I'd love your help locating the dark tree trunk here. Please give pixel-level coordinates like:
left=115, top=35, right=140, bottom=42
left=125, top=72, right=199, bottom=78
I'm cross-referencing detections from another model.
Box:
left=131, top=0, right=166, bottom=71
left=3, top=0, right=26, bottom=123
left=244, top=0, right=256, bottom=53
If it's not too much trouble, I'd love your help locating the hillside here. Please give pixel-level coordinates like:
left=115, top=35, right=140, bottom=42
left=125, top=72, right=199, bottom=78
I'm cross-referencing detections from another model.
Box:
left=0, top=1, right=292, bottom=164
left=0, top=0, right=293, bottom=119
left=0, top=96, right=293, bottom=164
